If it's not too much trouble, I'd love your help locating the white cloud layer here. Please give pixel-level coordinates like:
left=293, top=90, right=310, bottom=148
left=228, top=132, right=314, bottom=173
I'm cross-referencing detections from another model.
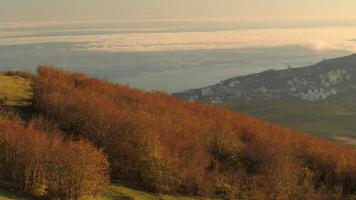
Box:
left=1, top=26, right=356, bottom=53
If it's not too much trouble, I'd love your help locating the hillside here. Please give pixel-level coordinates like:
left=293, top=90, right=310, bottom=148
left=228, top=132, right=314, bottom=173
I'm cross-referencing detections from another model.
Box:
left=174, top=54, right=356, bottom=103
left=174, top=54, right=356, bottom=144
left=0, top=76, right=199, bottom=200
left=1, top=68, right=356, bottom=199
left=222, top=97, right=356, bottom=145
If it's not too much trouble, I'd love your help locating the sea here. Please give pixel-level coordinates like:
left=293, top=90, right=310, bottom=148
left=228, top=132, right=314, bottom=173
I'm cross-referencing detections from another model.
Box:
left=0, top=20, right=353, bottom=93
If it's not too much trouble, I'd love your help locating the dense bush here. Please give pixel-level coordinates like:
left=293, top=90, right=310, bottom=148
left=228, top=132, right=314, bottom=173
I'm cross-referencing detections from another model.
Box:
left=0, top=113, right=109, bottom=199
left=33, top=66, right=356, bottom=199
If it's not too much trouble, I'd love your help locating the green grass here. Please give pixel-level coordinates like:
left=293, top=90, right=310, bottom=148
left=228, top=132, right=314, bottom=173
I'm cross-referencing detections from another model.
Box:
left=0, top=75, right=32, bottom=106
left=0, top=182, right=202, bottom=200
left=98, top=182, right=200, bottom=200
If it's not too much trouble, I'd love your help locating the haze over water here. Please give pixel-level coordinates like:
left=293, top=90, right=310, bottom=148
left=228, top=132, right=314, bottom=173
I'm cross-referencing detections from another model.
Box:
left=1, top=20, right=354, bottom=92
left=3, top=0, right=356, bottom=92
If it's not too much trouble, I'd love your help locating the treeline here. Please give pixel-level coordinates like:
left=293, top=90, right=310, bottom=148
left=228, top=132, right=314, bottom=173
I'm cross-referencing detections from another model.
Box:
left=32, top=66, right=356, bottom=199
left=0, top=112, right=109, bottom=199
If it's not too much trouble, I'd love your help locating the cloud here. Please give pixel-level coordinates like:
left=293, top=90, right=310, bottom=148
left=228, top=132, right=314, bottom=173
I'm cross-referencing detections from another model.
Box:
left=1, top=25, right=356, bottom=53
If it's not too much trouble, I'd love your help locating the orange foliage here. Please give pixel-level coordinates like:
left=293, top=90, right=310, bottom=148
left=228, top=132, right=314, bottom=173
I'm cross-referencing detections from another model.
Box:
left=33, top=66, right=356, bottom=199
left=0, top=114, right=109, bottom=199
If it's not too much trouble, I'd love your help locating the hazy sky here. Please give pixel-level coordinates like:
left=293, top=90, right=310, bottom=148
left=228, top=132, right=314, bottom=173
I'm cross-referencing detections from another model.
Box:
left=1, top=0, right=356, bottom=21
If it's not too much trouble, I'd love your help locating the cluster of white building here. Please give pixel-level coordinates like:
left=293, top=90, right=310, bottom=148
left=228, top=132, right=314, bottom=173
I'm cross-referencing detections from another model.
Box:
left=298, top=88, right=337, bottom=101
left=181, top=68, right=353, bottom=103
left=285, top=69, right=351, bottom=101
left=320, top=69, right=351, bottom=87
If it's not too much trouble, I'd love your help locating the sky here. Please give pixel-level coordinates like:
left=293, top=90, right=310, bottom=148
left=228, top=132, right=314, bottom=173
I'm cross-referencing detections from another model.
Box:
left=1, top=0, right=356, bottom=22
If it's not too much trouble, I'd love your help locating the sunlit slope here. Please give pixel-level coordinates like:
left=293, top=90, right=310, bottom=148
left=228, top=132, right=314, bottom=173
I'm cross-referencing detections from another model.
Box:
left=1, top=68, right=355, bottom=199
left=0, top=75, right=32, bottom=106
left=0, top=75, right=201, bottom=200
left=32, top=67, right=356, bottom=199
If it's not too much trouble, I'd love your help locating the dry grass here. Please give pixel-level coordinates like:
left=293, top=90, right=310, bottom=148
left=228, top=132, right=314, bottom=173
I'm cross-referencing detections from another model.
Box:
left=333, top=136, right=356, bottom=146
left=0, top=75, right=32, bottom=106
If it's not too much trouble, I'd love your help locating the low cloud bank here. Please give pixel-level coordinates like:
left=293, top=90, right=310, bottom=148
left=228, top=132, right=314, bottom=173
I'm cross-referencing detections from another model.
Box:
left=1, top=26, right=356, bottom=53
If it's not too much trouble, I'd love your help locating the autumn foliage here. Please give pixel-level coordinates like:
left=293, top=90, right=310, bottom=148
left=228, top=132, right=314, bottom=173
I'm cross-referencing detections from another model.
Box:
left=0, top=113, right=109, bottom=199
left=32, top=67, right=356, bottom=199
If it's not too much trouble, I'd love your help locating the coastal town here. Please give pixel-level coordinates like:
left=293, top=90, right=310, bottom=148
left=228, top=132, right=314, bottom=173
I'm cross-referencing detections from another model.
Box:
left=174, top=56, right=356, bottom=103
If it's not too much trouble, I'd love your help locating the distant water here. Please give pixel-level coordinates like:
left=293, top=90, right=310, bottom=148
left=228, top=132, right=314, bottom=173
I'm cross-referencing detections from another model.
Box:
left=0, top=21, right=351, bottom=92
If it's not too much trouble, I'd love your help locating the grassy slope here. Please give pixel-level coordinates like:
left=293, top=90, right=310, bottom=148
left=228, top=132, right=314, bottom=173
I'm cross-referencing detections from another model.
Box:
left=98, top=182, right=198, bottom=200
left=222, top=93, right=356, bottom=145
left=0, top=188, right=28, bottom=200
left=0, top=182, right=199, bottom=200
left=0, top=76, right=32, bottom=106
left=0, top=76, right=201, bottom=199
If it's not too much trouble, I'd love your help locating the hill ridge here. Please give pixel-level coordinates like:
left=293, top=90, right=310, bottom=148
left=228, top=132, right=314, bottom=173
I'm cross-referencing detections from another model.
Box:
left=174, top=54, right=356, bottom=103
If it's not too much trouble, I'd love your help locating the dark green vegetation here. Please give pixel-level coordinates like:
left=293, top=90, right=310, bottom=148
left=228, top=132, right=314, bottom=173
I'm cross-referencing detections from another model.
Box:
left=222, top=92, right=356, bottom=145
left=1, top=68, right=356, bottom=199
left=0, top=187, right=31, bottom=200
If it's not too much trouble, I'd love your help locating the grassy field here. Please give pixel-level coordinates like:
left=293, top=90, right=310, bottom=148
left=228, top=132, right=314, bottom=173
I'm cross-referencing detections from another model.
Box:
left=0, top=75, right=32, bottom=106
left=98, top=182, right=199, bottom=200
left=222, top=93, right=356, bottom=145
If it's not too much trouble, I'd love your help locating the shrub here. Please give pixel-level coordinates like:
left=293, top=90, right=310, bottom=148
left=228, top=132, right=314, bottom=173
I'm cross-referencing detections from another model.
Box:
left=0, top=115, right=109, bottom=199
left=32, top=66, right=356, bottom=199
